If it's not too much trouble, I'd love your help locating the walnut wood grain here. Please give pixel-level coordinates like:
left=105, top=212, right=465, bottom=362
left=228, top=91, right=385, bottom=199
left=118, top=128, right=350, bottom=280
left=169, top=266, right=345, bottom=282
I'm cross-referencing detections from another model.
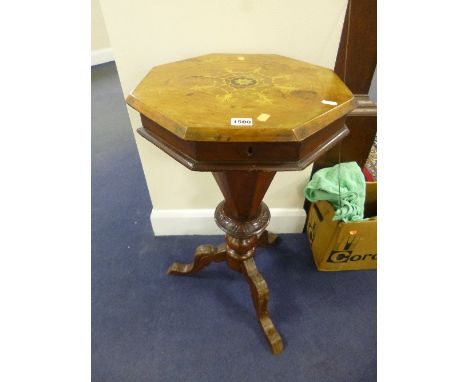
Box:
left=214, top=171, right=283, bottom=352
left=167, top=244, right=226, bottom=275
left=168, top=171, right=285, bottom=353
left=127, top=54, right=356, bottom=142
left=257, top=231, right=279, bottom=247
left=128, top=54, right=357, bottom=354
left=137, top=116, right=349, bottom=172
left=241, top=257, right=284, bottom=354
left=213, top=171, right=275, bottom=220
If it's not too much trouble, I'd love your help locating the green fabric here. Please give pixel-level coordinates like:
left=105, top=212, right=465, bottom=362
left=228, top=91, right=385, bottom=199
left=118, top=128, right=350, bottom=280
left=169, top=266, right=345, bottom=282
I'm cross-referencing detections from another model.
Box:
left=304, top=162, right=366, bottom=222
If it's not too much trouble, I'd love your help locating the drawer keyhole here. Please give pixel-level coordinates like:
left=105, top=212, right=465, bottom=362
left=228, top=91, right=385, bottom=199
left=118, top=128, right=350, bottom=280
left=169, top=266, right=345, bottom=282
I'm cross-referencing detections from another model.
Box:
left=247, top=146, right=254, bottom=156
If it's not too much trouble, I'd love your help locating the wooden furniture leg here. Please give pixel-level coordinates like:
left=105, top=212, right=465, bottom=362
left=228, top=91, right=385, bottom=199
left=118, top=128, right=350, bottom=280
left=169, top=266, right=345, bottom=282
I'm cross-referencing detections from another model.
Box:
left=241, top=257, right=284, bottom=354
left=257, top=230, right=279, bottom=247
left=167, top=244, right=226, bottom=275
left=129, top=54, right=357, bottom=355
left=216, top=170, right=284, bottom=353
left=167, top=170, right=284, bottom=354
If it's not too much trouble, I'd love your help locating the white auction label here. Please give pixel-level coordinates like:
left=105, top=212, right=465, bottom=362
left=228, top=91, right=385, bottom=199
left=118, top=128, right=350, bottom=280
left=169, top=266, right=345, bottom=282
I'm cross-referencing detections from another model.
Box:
left=231, top=118, right=253, bottom=126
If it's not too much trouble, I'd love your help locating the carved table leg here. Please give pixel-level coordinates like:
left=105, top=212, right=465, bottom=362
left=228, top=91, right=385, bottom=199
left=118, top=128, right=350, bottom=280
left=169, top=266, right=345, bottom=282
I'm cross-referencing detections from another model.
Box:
left=241, top=257, right=284, bottom=354
left=223, top=233, right=284, bottom=354
left=257, top=230, right=279, bottom=247
left=212, top=170, right=284, bottom=354
left=167, top=243, right=226, bottom=275
left=167, top=170, right=284, bottom=354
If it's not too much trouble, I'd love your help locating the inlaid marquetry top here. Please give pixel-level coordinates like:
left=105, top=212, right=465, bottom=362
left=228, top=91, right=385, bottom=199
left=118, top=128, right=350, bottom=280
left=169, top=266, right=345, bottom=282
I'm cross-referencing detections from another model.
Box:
left=126, top=54, right=356, bottom=142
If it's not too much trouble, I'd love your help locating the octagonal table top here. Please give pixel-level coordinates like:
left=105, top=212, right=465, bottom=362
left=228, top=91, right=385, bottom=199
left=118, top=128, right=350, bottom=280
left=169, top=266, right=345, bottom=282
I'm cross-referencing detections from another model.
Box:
left=126, top=54, right=356, bottom=143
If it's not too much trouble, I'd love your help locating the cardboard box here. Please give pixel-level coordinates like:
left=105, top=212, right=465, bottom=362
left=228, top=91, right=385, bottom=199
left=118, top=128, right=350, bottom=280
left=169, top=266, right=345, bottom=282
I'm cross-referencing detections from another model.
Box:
left=306, top=182, right=377, bottom=271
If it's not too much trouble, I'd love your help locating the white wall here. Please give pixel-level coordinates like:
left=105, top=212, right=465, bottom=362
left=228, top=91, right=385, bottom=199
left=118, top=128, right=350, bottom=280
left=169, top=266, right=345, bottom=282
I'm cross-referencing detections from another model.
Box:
left=91, top=0, right=113, bottom=65
left=99, top=0, right=349, bottom=234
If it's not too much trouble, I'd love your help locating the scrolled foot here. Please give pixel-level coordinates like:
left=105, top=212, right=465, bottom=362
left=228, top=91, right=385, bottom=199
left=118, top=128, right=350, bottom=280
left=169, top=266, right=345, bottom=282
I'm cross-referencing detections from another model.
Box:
left=241, top=258, right=284, bottom=354
left=167, top=243, right=226, bottom=275
left=257, top=230, right=279, bottom=247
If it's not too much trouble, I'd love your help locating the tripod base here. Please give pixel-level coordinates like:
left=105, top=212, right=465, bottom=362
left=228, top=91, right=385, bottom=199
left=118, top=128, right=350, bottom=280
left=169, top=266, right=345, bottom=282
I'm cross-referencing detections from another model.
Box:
left=167, top=230, right=283, bottom=354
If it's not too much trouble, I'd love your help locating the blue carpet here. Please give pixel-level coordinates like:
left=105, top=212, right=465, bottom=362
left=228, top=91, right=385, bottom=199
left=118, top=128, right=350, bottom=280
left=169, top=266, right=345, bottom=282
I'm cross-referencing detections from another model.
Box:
left=92, top=62, right=377, bottom=382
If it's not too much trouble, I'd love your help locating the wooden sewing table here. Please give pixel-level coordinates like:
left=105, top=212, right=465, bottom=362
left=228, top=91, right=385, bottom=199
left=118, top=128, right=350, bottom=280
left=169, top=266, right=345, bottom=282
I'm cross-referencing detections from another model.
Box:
left=126, top=54, right=356, bottom=354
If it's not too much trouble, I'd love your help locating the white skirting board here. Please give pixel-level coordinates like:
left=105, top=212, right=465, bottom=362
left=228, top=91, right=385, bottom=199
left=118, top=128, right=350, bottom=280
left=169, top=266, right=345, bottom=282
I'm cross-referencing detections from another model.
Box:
left=91, top=48, right=114, bottom=66
left=150, top=208, right=307, bottom=236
